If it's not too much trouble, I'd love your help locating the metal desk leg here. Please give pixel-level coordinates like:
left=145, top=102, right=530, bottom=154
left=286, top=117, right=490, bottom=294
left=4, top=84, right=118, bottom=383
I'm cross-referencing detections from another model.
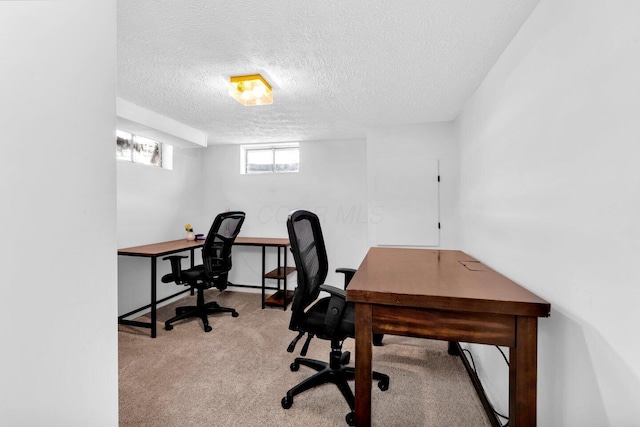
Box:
left=283, top=247, right=288, bottom=311
left=189, top=248, right=195, bottom=295
left=261, top=246, right=266, bottom=309
left=277, top=247, right=283, bottom=310
left=150, top=257, right=157, bottom=338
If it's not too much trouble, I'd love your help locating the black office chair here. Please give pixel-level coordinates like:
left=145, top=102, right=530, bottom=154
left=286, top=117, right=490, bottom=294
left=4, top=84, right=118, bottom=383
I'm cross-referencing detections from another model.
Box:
left=161, top=211, right=245, bottom=333
left=281, top=210, right=389, bottom=426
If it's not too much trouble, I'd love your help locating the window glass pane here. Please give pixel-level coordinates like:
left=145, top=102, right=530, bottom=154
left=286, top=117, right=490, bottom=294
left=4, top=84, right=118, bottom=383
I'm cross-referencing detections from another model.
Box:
left=246, top=148, right=273, bottom=173
left=274, top=148, right=299, bottom=172
left=133, top=135, right=161, bottom=167
left=240, top=143, right=299, bottom=174
left=116, top=130, right=132, bottom=161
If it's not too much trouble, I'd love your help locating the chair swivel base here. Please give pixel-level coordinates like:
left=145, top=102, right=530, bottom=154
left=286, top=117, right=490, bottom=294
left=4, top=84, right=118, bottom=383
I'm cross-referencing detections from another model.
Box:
left=164, top=291, right=238, bottom=333
left=281, top=352, right=389, bottom=426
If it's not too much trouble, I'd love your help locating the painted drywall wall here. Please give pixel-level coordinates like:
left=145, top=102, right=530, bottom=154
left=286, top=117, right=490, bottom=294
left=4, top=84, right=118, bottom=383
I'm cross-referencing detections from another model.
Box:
left=367, top=122, right=459, bottom=249
left=0, top=1, right=118, bottom=425
left=117, top=147, right=205, bottom=315
left=456, top=0, right=640, bottom=425
left=201, top=139, right=369, bottom=288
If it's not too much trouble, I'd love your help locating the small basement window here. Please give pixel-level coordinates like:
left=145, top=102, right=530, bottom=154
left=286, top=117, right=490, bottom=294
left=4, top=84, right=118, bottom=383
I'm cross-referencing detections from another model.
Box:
left=241, top=143, right=299, bottom=174
left=117, top=130, right=173, bottom=169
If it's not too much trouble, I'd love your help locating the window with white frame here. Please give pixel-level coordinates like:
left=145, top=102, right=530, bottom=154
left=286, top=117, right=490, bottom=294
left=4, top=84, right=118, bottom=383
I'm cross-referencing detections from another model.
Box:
left=241, top=143, right=299, bottom=174
left=117, top=130, right=172, bottom=169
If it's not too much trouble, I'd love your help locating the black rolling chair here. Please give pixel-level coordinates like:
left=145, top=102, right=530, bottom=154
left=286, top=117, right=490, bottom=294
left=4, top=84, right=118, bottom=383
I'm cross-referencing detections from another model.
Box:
left=281, top=210, right=389, bottom=426
left=161, top=211, right=245, bottom=333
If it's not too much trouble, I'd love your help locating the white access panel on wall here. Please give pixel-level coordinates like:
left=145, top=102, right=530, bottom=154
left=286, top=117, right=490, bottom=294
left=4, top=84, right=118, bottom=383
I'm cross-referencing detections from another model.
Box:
left=373, top=157, right=439, bottom=246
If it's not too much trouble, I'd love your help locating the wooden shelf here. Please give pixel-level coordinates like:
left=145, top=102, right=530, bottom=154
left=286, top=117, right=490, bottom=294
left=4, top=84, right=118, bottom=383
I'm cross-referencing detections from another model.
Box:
left=262, top=249, right=295, bottom=310
left=264, top=266, right=296, bottom=280
left=265, top=290, right=295, bottom=307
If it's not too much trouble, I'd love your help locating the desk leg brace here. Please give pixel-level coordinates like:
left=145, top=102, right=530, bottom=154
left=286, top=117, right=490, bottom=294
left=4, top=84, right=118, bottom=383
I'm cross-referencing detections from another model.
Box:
left=509, top=316, right=538, bottom=427
left=354, top=303, right=373, bottom=427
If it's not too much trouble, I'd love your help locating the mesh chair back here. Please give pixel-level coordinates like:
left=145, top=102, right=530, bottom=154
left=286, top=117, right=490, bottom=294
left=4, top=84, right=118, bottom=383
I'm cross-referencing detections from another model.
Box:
left=287, top=210, right=329, bottom=325
left=202, top=211, right=245, bottom=278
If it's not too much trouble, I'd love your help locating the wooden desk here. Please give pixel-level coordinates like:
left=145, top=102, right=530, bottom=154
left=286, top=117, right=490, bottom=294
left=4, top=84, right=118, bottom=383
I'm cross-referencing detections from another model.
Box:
left=346, top=248, right=550, bottom=427
left=118, top=237, right=293, bottom=337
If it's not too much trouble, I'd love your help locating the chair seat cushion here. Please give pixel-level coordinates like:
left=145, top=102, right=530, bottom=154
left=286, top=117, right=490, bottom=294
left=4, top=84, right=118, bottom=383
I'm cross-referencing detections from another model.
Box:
left=161, top=265, right=227, bottom=287
left=298, top=297, right=355, bottom=340
left=181, top=265, right=205, bottom=281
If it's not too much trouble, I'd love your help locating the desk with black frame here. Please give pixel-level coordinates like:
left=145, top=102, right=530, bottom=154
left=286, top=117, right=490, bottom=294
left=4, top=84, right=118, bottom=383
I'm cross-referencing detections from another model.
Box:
left=118, top=236, right=294, bottom=338
left=346, top=247, right=550, bottom=427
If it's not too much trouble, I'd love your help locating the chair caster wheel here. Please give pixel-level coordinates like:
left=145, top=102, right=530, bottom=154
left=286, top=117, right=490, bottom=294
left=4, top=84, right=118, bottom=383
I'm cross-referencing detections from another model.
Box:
left=204, top=325, right=213, bottom=332
left=290, top=362, right=299, bottom=372
left=346, top=411, right=355, bottom=426
left=281, top=396, right=293, bottom=409
left=378, top=379, right=389, bottom=391
left=232, top=312, right=239, bottom=317
left=165, top=324, right=173, bottom=331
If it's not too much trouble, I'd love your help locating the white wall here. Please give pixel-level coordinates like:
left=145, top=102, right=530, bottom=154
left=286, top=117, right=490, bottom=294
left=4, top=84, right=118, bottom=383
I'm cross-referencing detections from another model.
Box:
left=455, top=1, right=640, bottom=425
left=0, top=1, right=118, bottom=425
left=117, top=147, right=205, bottom=315
left=367, top=122, right=459, bottom=249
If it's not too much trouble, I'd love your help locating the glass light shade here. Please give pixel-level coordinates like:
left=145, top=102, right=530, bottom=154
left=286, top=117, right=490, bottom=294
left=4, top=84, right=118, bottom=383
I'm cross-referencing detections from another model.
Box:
left=229, top=74, right=273, bottom=106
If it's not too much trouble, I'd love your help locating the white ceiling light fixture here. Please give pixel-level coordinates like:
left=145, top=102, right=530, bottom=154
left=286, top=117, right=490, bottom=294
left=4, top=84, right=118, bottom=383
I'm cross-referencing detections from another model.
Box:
left=229, top=74, right=273, bottom=106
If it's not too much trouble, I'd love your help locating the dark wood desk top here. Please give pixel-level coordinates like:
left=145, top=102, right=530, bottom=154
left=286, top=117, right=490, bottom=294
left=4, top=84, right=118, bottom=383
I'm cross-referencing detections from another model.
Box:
left=346, top=247, right=550, bottom=318
left=234, top=236, right=290, bottom=247
left=118, top=236, right=290, bottom=257
left=118, top=239, right=203, bottom=257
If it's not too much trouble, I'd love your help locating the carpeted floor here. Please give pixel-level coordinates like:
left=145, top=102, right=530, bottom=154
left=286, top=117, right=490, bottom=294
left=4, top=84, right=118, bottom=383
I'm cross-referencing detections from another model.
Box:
left=118, top=290, right=492, bottom=426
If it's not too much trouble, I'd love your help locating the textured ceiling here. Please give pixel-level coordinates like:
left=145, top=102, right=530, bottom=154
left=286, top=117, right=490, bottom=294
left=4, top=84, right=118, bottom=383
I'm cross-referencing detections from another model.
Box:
left=117, top=0, right=540, bottom=145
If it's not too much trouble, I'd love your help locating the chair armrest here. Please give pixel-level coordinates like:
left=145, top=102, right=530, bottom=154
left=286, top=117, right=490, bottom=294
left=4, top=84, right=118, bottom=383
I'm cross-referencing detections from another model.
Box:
left=162, top=255, right=188, bottom=283
left=319, top=284, right=346, bottom=299
left=319, top=284, right=347, bottom=337
left=336, top=268, right=357, bottom=288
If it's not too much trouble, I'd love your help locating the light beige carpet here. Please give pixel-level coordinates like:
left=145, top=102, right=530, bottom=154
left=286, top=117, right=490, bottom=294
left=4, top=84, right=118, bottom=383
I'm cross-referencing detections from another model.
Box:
left=118, top=290, right=492, bottom=426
